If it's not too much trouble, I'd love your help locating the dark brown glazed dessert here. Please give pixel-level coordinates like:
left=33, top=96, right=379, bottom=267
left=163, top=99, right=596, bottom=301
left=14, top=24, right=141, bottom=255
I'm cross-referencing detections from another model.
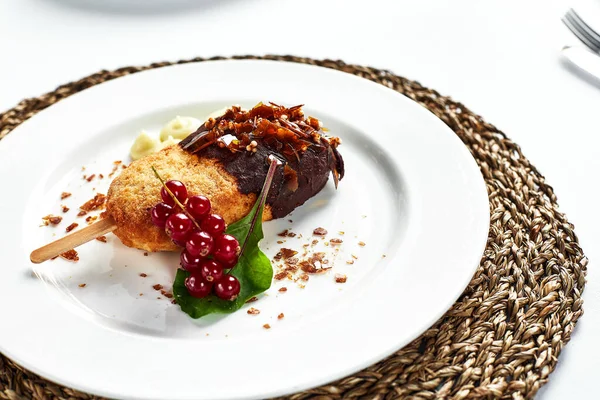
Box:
left=180, top=103, right=345, bottom=218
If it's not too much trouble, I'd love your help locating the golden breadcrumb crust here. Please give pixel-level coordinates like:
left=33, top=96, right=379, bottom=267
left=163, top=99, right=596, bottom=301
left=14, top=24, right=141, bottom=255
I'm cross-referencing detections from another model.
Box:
left=106, top=146, right=273, bottom=252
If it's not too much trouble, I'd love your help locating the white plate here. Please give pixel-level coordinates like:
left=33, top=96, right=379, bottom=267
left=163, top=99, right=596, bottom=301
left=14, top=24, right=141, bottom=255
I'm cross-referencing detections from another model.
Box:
left=0, top=60, right=489, bottom=400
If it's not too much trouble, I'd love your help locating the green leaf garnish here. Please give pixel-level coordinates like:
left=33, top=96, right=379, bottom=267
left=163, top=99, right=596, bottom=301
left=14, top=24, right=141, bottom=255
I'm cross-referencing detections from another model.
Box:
left=172, top=157, right=279, bottom=318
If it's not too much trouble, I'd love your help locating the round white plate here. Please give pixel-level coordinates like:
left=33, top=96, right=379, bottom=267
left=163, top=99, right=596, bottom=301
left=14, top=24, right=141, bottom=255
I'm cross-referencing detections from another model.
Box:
left=0, top=60, right=489, bottom=400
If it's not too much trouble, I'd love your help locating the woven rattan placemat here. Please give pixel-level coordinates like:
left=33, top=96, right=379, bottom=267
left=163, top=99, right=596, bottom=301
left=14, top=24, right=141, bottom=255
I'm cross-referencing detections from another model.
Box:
left=0, top=56, right=588, bottom=400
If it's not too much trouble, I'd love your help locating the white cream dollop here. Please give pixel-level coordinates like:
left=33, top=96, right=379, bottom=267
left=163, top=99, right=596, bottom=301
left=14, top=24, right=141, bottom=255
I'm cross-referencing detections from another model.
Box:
left=159, top=116, right=202, bottom=142
left=129, top=110, right=235, bottom=160
left=130, top=130, right=160, bottom=161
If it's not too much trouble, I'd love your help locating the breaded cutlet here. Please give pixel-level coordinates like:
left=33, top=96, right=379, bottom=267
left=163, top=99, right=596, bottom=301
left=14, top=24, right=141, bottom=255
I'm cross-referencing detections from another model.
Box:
left=106, top=145, right=273, bottom=252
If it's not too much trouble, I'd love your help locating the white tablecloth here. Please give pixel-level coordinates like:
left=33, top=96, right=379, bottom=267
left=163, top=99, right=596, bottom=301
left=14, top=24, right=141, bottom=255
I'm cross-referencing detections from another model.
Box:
left=1, top=0, right=598, bottom=398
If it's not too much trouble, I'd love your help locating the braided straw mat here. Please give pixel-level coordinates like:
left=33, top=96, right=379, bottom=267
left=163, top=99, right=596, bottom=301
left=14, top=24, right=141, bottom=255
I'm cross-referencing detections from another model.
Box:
left=0, top=56, right=588, bottom=400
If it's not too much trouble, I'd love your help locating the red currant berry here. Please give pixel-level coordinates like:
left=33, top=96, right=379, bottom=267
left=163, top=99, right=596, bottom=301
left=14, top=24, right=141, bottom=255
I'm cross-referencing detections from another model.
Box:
left=165, top=213, right=193, bottom=242
left=186, top=195, right=211, bottom=221
left=200, top=259, right=224, bottom=282
left=214, top=274, right=240, bottom=301
left=185, top=274, right=212, bottom=298
left=150, top=202, right=174, bottom=229
left=213, top=234, right=241, bottom=264
left=180, top=250, right=202, bottom=273
left=200, top=214, right=226, bottom=236
left=186, top=230, right=214, bottom=257
left=161, top=180, right=188, bottom=207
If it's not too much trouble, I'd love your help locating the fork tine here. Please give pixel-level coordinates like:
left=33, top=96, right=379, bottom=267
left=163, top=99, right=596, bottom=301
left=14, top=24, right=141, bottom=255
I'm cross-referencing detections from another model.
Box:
left=569, top=9, right=600, bottom=45
left=563, top=12, right=600, bottom=52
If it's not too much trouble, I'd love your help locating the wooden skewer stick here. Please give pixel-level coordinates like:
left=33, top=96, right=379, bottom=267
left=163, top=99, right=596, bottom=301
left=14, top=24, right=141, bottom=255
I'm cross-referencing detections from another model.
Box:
left=30, top=218, right=117, bottom=264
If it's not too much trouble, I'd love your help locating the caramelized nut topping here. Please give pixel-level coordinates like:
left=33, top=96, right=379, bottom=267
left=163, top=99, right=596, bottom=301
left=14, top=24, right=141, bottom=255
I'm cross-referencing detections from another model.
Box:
left=65, top=223, right=78, bottom=233
left=80, top=193, right=106, bottom=212
left=313, top=227, right=328, bottom=236
left=60, top=249, right=79, bottom=262
left=42, top=215, right=62, bottom=225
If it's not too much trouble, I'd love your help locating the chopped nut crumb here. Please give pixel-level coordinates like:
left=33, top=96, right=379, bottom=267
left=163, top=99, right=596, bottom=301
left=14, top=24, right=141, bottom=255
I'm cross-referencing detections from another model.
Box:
left=96, top=235, right=107, bottom=243
left=338, top=231, right=345, bottom=235
left=277, top=240, right=284, bottom=244
left=298, top=284, right=306, bottom=289
left=140, top=273, right=148, bottom=278
left=246, top=296, right=258, bottom=303
left=285, top=257, right=298, bottom=265
left=139, top=293, right=143, bottom=296
left=382, top=254, right=387, bottom=258
left=42, top=215, right=62, bottom=225
left=61, top=192, right=72, bottom=200
left=299, top=252, right=330, bottom=274
left=65, top=223, right=78, bottom=233
left=313, top=227, right=328, bottom=236
left=311, top=239, right=318, bottom=246
left=78, top=283, right=86, bottom=288
left=109, top=161, right=121, bottom=178
left=352, top=254, right=358, bottom=260
left=300, top=273, right=309, bottom=281
left=77, top=211, right=87, bottom=217
left=278, top=313, right=284, bottom=320
left=60, top=249, right=79, bottom=262
left=280, top=248, right=298, bottom=258
left=278, top=287, right=287, bottom=293
left=263, top=324, right=271, bottom=329
left=274, top=271, right=289, bottom=280
left=164, top=293, right=173, bottom=299
left=288, top=219, right=293, bottom=223
left=80, top=193, right=106, bottom=212
left=335, top=274, right=347, bottom=283
left=247, top=307, right=260, bottom=315
left=153, top=284, right=163, bottom=291
left=346, top=260, right=355, bottom=265
left=61, top=205, right=70, bottom=213
left=86, top=174, right=96, bottom=182
left=99, top=174, right=104, bottom=179
left=143, top=252, right=149, bottom=256
left=278, top=229, right=289, bottom=237
left=171, top=299, right=177, bottom=304
left=358, top=241, right=366, bottom=247
left=330, top=238, right=343, bottom=245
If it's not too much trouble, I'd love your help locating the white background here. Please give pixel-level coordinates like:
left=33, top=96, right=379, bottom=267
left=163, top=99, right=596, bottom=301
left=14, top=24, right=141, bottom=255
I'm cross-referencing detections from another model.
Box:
left=0, top=0, right=598, bottom=398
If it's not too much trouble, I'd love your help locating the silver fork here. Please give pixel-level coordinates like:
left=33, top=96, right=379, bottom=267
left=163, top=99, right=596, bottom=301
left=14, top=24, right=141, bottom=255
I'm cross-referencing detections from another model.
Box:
left=562, top=8, right=600, bottom=53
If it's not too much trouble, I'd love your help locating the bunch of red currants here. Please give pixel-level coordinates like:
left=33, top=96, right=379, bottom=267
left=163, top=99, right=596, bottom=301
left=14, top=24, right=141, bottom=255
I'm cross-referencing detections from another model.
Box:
left=150, top=180, right=241, bottom=301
